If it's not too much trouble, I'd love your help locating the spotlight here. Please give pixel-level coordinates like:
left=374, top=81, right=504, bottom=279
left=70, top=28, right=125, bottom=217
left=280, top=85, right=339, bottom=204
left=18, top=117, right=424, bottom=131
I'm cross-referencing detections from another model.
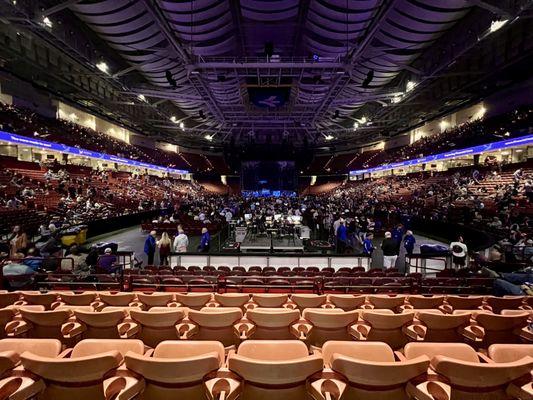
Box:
left=353, top=121, right=359, bottom=130
left=324, top=134, right=334, bottom=141
left=137, top=94, right=146, bottom=102
left=165, top=70, right=177, bottom=88
left=205, top=134, right=213, bottom=141
left=490, top=19, right=509, bottom=33
left=406, top=80, right=416, bottom=92
left=312, top=53, right=320, bottom=61
left=42, top=16, right=52, bottom=28
left=96, top=61, right=109, bottom=74
left=362, top=69, right=374, bottom=88
left=179, top=122, right=185, bottom=130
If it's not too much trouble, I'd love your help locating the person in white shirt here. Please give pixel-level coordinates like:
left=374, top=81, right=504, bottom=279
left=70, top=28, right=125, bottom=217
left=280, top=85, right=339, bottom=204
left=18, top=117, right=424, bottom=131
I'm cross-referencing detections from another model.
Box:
left=225, top=210, right=233, bottom=222
left=450, top=236, right=468, bottom=268
left=173, top=229, right=189, bottom=253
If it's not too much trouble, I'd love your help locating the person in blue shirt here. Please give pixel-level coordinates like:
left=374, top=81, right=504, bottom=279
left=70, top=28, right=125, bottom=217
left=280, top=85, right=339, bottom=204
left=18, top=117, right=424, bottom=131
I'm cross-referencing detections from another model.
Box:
left=144, top=230, right=157, bottom=265
left=336, top=221, right=348, bottom=254
left=198, top=228, right=210, bottom=252
left=404, top=230, right=416, bottom=255
left=362, top=233, right=374, bottom=255
left=392, top=224, right=404, bottom=246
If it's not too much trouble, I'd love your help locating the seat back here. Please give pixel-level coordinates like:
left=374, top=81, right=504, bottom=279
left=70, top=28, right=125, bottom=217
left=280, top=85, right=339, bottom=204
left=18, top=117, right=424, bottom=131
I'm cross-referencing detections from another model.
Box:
left=137, top=293, right=174, bottom=308
left=327, top=295, right=366, bottom=310
left=71, top=339, right=145, bottom=358
left=475, top=312, right=529, bottom=345
left=407, top=296, right=445, bottom=309
left=290, top=294, right=327, bottom=310
left=19, top=309, right=71, bottom=341
left=252, top=294, right=288, bottom=308
left=130, top=309, right=185, bottom=347
left=21, top=351, right=122, bottom=400
left=0, top=293, right=20, bottom=308
left=246, top=308, right=300, bottom=339
left=214, top=293, right=250, bottom=308
left=404, top=342, right=479, bottom=363
left=361, top=310, right=414, bottom=350
left=488, top=344, right=533, bottom=363
left=417, top=312, right=471, bottom=342
left=0, top=309, right=15, bottom=339
left=368, top=295, right=406, bottom=310
left=124, top=341, right=223, bottom=399
left=485, top=296, right=525, bottom=314
left=176, top=293, right=212, bottom=309
left=228, top=340, right=322, bottom=398
left=60, top=293, right=97, bottom=306
left=73, top=310, right=126, bottom=339
left=303, top=309, right=359, bottom=346
left=188, top=307, right=243, bottom=346
left=0, top=338, right=62, bottom=358
left=21, top=293, right=58, bottom=310
left=99, top=293, right=136, bottom=306
left=445, top=296, right=483, bottom=310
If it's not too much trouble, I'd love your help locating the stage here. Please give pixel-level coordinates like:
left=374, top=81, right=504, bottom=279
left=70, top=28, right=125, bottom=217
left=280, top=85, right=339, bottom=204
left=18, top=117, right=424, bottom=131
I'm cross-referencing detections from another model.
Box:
left=240, top=232, right=305, bottom=252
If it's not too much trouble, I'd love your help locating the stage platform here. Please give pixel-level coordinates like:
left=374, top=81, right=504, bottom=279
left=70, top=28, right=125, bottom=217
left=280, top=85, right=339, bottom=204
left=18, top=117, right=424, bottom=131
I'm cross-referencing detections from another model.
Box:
left=240, top=233, right=304, bottom=252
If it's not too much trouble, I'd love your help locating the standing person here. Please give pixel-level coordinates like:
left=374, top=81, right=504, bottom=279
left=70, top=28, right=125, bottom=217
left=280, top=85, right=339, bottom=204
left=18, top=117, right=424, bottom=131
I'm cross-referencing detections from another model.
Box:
left=157, top=232, right=172, bottom=266
left=381, top=232, right=399, bottom=269
left=173, top=228, right=189, bottom=253
left=198, top=228, right=211, bottom=253
left=392, top=224, right=404, bottom=251
left=144, top=230, right=157, bottom=265
left=336, top=220, right=348, bottom=254
left=403, top=230, right=416, bottom=256
left=362, top=233, right=374, bottom=256
left=450, top=236, right=468, bottom=269
left=9, top=225, right=28, bottom=257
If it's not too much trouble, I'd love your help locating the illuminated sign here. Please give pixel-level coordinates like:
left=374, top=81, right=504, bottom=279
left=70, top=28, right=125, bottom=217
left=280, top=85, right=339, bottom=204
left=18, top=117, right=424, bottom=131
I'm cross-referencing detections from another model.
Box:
left=0, top=130, right=188, bottom=175
left=350, top=134, right=533, bottom=176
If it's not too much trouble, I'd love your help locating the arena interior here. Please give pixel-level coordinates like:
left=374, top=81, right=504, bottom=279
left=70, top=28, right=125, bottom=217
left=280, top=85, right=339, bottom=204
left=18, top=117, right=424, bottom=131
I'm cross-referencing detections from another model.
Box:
left=0, top=0, right=533, bottom=399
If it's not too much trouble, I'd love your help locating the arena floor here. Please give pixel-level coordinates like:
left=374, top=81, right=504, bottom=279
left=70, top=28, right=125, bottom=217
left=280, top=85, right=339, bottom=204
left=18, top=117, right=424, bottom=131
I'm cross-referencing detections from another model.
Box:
left=87, top=226, right=448, bottom=271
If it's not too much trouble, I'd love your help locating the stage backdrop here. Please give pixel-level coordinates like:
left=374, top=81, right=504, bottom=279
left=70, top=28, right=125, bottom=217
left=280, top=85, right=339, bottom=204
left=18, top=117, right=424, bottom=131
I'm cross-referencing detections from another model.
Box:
left=241, top=160, right=296, bottom=193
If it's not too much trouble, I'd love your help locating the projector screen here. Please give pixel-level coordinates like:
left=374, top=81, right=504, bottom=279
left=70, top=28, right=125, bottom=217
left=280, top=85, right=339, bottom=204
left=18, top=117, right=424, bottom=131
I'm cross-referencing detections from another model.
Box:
left=241, top=161, right=296, bottom=192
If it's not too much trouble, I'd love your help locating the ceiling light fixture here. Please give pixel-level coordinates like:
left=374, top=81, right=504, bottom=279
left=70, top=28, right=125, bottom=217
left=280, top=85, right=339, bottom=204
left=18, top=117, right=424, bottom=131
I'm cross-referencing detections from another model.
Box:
left=205, top=134, right=213, bottom=141
left=96, top=61, right=109, bottom=74
left=353, top=121, right=359, bottom=130
left=137, top=94, right=146, bottom=102
left=179, top=122, right=185, bottom=130
left=42, top=16, right=52, bottom=28
left=406, top=80, right=416, bottom=92
left=490, top=19, right=509, bottom=33
left=324, top=134, right=334, bottom=141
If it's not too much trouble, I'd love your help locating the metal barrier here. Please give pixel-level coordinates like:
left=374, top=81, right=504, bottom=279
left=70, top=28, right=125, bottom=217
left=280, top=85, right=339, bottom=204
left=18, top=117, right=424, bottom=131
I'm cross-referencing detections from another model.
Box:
left=405, top=253, right=451, bottom=275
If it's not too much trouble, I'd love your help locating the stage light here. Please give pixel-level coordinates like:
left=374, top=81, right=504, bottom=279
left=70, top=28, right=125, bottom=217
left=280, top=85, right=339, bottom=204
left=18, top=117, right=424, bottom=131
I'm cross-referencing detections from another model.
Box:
left=490, top=19, right=509, bottom=33
left=179, top=121, right=185, bottom=130
left=96, top=61, right=109, bottom=74
left=439, top=120, right=449, bottom=130
left=42, top=16, right=52, bottom=28
left=406, top=80, right=416, bottom=92
left=353, top=121, right=359, bottom=130
left=324, top=134, right=334, bottom=141
left=137, top=94, right=146, bottom=102
left=312, top=54, right=319, bottom=61
left=205, top=134, right=213, bottom=141
left=359, top=116, right=367, bottom=124
left=391, top=95, right=403, bottom=104
left=170, top=116, right=178, bottom=123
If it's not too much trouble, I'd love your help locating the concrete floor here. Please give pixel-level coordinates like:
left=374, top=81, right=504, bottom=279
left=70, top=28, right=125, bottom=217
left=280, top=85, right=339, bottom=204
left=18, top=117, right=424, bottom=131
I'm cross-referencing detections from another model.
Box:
left=88, top=226, right=448, bottom=271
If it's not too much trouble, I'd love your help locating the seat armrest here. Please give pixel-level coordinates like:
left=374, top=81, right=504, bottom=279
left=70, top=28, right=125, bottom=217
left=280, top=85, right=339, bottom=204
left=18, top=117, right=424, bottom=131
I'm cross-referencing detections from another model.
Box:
left=5, top=320, right=32, bottom=337
left=516, top=326, right=533, bottom=342
left=205, top=301, right=220, bottom=308
left=476, top=352, right=494, bottom=363
left=506, top=380, right=533, bottom=400
left=61, top=321, right=87, bottom=339
left=117, top=322, right=140, bottom=339
left=307, top=371, right=347, bottom=400
left=13, top=300, right=27, bottom=307
left=402, top=324, right=427, bottom=341
left=50, top=301, right=64, bottom=310
left=438, top=304, right=453, bottom=314
left=205, top=369, right=242, bottom=400
left=243, top=302, right=257, bottom=310
left=348, top=322, right=370, bottom=340
left=143, top=348, right=154, bottom=357
left=460, top=325, right=485, bottom=342
left=128, top=301, right=144, bottom=309
left=394, top=351, right=407, bottom=361
left=233, top=320, right=256, bottom=340
left=90, top=301, right=106, bottom=311
left=321, top=303, right=335, bottom=309
left=176, top=322, right=199, bottom=339
left=104, top=375, right=145, bottom=400
left=0, top=376, right=46, bottom=400
left=290, top=319, right=313, bottom=340
left=406, top=380, right=451, bottom=400
left=283, top=302, right=297, bottom=310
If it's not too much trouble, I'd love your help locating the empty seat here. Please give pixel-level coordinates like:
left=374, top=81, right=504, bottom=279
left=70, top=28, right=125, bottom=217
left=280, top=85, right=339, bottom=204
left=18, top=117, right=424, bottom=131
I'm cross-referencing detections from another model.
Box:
left=63, top=309, right=132, bottom=340
left=405, top=295, right=445, bottom=310
left=125, top=340, right=224, bottom=399
left=290, top=294, right=327, bottom=310
left=318, top=341, right=429, bottom=400
left=367, top=295, right=406, bottom=311
left=20, top=293, right=58, bottom=310
left=327, top=294, right=366, bottom=310
left=403, top=342, right=533, bottom=400
left=214, top=293, right=251, bottom=309
left=403, top=310, right=471, bottom=342
left=6, top=309, right=71, bottom=343
left=228, top=340, right=322, bottom=400
left=239, top=308, right=300, bottom=340
left=351, top=310, right=415, bottom=349
left=445, top=295, right=483, bottom=312
left=0, top=293, right=21, bottom=308
left=182, top=307, right=243, bottom=347
left=251, top=294, right=288, bottom=308
left=129, top=309, right=186, bottom=347
left=55, top=293, right=97, bottom=308
left=99, top=292, right=137, bottom=307
left=136, top=293, right=176, bottom=309
left=20, top=341, right=142, bottom=400
left=296, top=308, right=359, bottom=347
left=0, top=308, right=15, bottom=339
left=462, top=311, right=531, bottom=347
left=485, top=296, right=525, bottom=314
left=175, top=293, right=212, bottom=310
